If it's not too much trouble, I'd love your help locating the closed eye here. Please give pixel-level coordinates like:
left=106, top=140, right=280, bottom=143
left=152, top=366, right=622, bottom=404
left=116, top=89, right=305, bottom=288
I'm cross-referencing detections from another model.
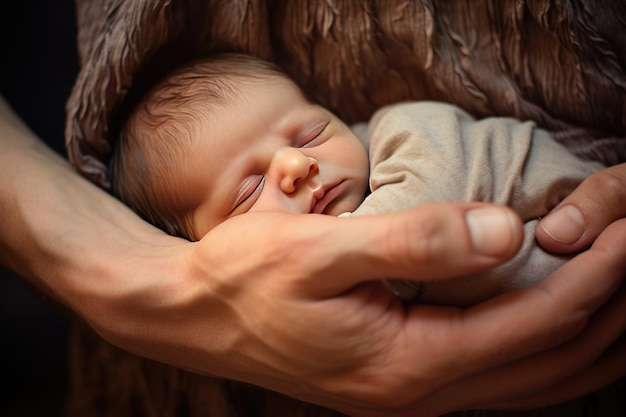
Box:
left=232, top=175, right=265, bottom=214
left=297, top=120, right=330, bottom=148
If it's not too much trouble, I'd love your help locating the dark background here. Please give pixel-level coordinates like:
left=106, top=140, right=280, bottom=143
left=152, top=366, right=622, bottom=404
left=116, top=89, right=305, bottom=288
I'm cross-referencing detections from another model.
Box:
left=0, top=0, right=79, bottom=415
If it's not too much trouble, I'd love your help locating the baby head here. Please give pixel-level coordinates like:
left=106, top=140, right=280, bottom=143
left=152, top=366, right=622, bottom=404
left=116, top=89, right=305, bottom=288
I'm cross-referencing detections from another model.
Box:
left=110, top=53, right=369, bottom=241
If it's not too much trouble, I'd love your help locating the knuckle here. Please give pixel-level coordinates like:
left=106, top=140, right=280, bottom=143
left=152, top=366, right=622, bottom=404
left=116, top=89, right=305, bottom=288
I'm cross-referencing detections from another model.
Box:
left=535, top=284, right=590, bottom=343
left=584, top=169, right=626, bottom=213
left=398, top=213, right=447, bottom=267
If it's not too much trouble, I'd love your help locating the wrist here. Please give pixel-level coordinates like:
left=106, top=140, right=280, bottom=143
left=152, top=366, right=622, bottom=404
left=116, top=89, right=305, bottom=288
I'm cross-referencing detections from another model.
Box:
left=79, top=239, right=241, bottom=377
left=73, top=238, right=191, bottom=340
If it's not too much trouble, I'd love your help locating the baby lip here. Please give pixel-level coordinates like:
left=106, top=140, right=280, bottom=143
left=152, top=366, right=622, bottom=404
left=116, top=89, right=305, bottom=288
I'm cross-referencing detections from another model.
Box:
left=311, top=181, right=344, bottom=214
left=310, top=185, right=325, bottom=213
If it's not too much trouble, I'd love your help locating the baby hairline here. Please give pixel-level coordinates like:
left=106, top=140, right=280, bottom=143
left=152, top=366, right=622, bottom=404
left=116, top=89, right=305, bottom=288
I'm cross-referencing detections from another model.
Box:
left=112, top=53, right=295, bottom=242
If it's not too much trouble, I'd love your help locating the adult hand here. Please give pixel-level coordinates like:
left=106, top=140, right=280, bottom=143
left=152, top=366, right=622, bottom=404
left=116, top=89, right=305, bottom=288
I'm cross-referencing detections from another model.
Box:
left=89, top=205, right=626, bottom=417
left=411, top=219, right=626, bottom=415
left=4, top=95, right=624, bottom=417
left=537, top=162, right=626, bottom=253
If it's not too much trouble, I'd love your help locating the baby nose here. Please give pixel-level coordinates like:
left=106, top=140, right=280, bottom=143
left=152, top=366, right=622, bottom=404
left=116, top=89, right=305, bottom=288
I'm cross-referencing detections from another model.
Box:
left=273, top=147, right=319, bottom=194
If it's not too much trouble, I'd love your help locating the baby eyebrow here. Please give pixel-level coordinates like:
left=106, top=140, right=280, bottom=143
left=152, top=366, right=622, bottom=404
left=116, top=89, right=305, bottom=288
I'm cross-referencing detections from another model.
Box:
left=299, top=118, right=329, bottom=136
left=278, top=106, right=327, bottom=137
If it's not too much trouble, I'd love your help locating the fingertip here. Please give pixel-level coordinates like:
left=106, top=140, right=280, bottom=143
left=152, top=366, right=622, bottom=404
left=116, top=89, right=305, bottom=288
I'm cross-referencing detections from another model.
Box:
left=536, top=205, right=587, bottom=254
left=466, top=206, right=522, bottom=258
left=537, top=164, right=626, bottom=254
left=540, top=205, right=585, bottom=244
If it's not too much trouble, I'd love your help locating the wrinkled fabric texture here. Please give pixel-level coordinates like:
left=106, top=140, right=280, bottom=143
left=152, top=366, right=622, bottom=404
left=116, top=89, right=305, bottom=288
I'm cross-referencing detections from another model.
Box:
left=64, top=1, right=626, bottom=416
left=347, top=101, right=603, bottom=306
left=66, top=0, right=626, bottom=188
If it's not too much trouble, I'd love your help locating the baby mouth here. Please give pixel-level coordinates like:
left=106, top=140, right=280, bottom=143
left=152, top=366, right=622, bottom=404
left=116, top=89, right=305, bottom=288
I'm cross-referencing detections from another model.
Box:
left=311, top=180, right=345, bottom=214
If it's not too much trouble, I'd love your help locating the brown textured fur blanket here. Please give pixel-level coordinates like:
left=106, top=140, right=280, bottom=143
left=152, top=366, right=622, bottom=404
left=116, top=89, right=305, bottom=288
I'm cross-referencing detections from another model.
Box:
left=64, top=1, right=626, bottom=416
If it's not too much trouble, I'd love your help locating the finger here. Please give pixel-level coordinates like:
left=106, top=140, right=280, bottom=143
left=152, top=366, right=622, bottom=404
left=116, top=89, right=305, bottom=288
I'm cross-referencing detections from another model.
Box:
left=411, top=219, right=626, bottom=389
left=293, top=203, right=522, bottom=296
left=193, top=205, right=516, bottom=301
left=536, top=163, right=626, bottom=254
left=431, top=281, right=626, bottom=413
left=492, top=333, right=626, bottom=410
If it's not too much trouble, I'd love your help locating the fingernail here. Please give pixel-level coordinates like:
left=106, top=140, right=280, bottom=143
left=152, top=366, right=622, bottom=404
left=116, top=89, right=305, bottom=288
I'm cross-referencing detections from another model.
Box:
left=467, top=207, right=518, bottom=257
left=539, top=205, right=585, bottom=244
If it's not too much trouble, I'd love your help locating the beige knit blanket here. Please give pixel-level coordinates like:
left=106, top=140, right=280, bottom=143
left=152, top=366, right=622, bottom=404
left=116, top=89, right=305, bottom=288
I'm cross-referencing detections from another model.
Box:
left=349, top=101, right=604, bottom=306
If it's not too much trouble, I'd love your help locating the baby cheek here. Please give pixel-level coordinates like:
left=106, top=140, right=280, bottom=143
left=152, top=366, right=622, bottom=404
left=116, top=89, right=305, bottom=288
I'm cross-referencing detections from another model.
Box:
left=352, top=150, right=370, bottom=191
left=249, top=187, right=306, bottom=215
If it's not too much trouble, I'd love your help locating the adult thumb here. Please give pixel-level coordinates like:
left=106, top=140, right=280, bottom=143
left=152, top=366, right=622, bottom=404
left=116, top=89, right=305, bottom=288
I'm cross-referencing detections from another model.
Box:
left=536, top=163, right=626, bottom=254
left=322, top=203, right=523, bottom=290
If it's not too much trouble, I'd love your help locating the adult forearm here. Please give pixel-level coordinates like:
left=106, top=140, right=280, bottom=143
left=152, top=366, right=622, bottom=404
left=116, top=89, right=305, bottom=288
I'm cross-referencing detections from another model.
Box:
left=0, top=95, right=184, bottom=316
left=0, top=94, right=72, bottom=281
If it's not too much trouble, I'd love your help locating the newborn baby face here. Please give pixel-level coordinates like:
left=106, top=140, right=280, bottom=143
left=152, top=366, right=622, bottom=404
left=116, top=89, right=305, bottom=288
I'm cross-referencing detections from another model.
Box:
left=183, top=75, right=369, bottom=238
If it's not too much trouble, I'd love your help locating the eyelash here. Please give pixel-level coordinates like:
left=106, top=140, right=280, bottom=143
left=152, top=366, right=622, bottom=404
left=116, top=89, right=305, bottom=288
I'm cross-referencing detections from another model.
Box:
left=234, top=175, right=265, bottom=212
left=298, top=120, right=329, bottom=148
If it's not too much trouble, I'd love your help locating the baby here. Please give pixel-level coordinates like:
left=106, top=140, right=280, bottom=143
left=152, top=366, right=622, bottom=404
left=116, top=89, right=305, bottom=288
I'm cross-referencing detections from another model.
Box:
left=110, top=53, right=604, bottom=307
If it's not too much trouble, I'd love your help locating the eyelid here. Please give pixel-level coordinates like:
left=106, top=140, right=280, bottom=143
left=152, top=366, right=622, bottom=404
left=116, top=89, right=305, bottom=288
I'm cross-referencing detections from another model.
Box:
left=232, top=175, right=265, bottom=213
left=298, top=120, right=330, bottom=147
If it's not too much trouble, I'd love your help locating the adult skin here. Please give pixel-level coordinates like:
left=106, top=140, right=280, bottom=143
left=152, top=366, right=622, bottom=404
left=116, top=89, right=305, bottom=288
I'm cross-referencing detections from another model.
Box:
left=1, top=94, right=625, bottom=416
left=537, top=163, right=626, bottom=254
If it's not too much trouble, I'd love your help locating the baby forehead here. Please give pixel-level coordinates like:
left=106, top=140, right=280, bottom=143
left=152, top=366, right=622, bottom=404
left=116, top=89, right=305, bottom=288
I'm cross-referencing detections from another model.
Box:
left=150, top=63, right=285, bottom=109
left=180, top=73, right=301, bottom=117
